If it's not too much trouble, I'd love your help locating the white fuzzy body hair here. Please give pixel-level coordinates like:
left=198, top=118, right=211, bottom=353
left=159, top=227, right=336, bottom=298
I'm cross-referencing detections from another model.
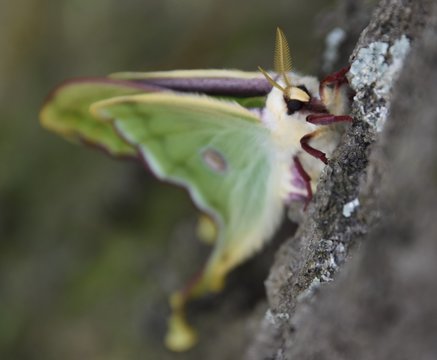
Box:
left=262, top=72, right=344, bottom=200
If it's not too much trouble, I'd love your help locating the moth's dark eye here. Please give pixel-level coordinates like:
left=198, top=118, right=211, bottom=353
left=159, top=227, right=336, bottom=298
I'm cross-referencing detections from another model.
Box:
left=284, top=85, right=311, bottom=115
left=285, top=97, right=304, bottom=114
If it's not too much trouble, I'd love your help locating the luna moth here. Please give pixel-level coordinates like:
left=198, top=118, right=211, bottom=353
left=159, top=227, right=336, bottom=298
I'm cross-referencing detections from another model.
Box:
left=39, top=28, right=352, bottom=351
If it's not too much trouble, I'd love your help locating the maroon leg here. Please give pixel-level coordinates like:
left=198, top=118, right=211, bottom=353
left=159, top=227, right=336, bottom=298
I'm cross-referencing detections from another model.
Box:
left=302, top=66, right=353, bottom=165
left=319, top=65, right=353, bottom=105
left=306, top=113, right=353, bottom=125
left=293, top=156, right=312, bottom=209
left=300, top=133, right=328, bottom=165
left=320, top=65, right=350, bottom=89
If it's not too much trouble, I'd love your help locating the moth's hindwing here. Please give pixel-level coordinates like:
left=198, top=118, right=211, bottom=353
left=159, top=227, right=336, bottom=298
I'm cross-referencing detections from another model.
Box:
left=92, top=93, right=285, bottom=290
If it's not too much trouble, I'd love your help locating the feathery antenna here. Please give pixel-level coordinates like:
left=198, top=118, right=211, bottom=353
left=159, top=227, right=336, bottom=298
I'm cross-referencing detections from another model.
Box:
left=257, top=66, right=285, bottom=92
left=258, top=27, right=309, bottom=103
left=274, top=27, right=292, bottom=87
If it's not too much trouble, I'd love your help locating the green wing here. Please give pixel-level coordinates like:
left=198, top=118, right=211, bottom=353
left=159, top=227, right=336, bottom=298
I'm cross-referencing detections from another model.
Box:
left=92, top=92, right=285, bottom=349
left=92, top=93, right=283, bottom=282
left=40, top=79, right=155, bottom=157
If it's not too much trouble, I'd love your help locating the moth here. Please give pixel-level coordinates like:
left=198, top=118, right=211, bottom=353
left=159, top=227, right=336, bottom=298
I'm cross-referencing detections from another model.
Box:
left=40, top=28, right=352, bottom=351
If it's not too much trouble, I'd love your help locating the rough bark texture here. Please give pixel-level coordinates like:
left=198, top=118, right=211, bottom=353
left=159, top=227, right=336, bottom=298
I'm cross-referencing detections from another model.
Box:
left=245, top=0, right=436, bottom=358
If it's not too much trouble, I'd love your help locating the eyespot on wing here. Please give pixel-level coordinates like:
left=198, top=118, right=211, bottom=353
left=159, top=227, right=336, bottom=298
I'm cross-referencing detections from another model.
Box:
left=201, top=148, right=228, bottom=174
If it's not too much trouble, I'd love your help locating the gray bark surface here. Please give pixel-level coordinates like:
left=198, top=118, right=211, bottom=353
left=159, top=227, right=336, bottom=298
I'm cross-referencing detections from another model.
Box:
left=246, top=0, right=437, bottom=358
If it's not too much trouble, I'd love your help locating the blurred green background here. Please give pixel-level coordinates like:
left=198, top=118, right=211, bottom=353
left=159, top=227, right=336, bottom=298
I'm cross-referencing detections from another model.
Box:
left=0, top=0, right=337, bottom=358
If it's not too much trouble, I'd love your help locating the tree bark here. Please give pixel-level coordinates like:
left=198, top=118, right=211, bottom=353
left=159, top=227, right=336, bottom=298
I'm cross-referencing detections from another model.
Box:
left=246, top=0, right=437, bottom=358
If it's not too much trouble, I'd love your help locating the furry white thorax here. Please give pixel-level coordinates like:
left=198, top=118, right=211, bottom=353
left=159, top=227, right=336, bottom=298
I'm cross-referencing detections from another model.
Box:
left=261, top=73, right=325, bottom=200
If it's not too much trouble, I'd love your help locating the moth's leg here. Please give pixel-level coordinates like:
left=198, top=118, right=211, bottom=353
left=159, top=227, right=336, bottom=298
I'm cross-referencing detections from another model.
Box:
left=306, top=113, right=353, bottom=125
left=304, top=66, right=353, bottom=164
left=319, top=65, right=353, bottom=116
left=293, top=156, right=312, bottom=201
left=288, top=157, right=312, bottom=202
left=300, top=129, right=329, bottom=165
left=319, top=65, right=350, bottom=92
left=292, top=156, right=313, bottom=207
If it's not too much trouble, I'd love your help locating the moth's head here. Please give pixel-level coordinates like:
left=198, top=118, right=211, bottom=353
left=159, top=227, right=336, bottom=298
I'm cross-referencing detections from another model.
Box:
left=259, top=27, right=311, bottom=114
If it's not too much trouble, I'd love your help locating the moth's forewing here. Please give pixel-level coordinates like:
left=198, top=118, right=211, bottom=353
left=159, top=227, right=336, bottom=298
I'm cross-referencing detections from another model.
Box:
left=40, top=79, right=159, bottom=157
